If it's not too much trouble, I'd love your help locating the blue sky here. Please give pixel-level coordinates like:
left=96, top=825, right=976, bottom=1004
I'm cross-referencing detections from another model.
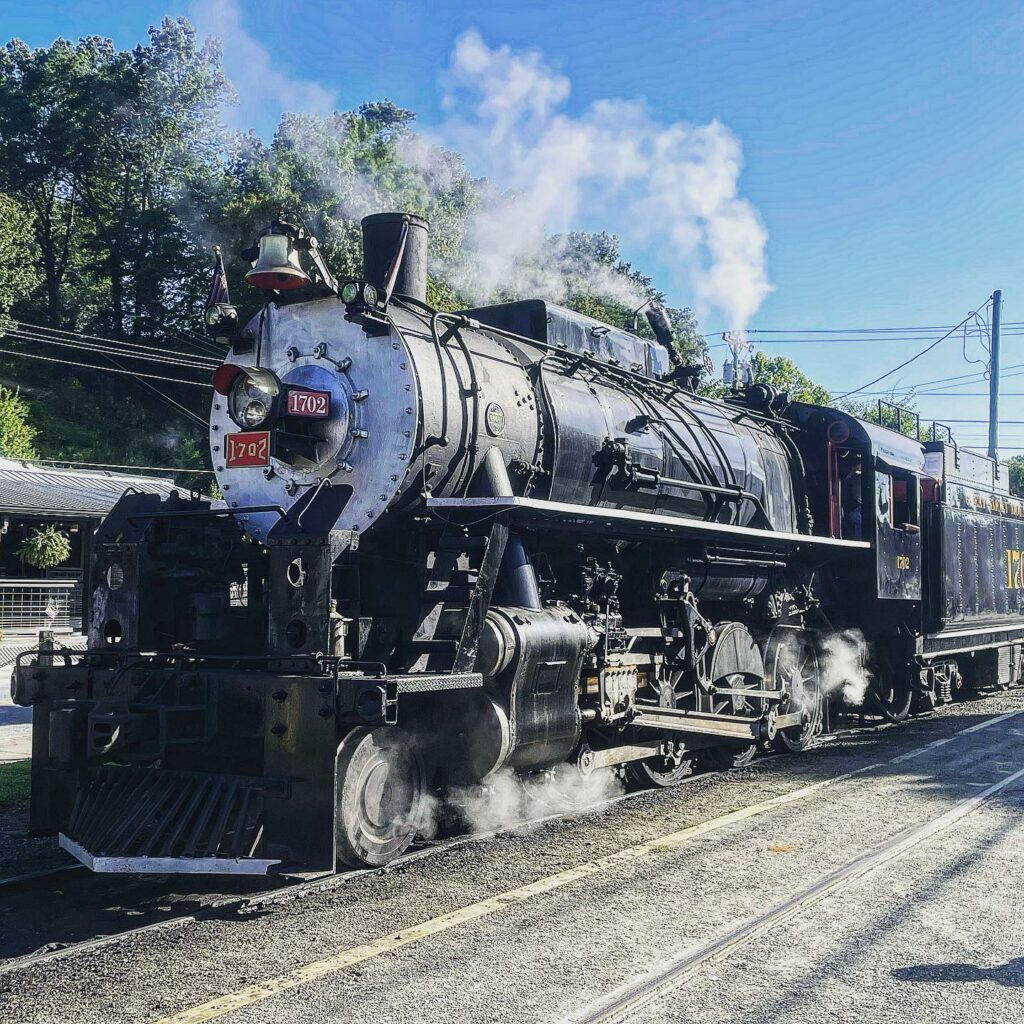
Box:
left=5, top=1, right=1024, bottom=448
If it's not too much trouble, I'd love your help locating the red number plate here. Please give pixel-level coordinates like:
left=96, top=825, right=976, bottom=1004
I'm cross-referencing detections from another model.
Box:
left=224, top=431, right=270, bottom=468
left=287, top=388, right=330, bottom=418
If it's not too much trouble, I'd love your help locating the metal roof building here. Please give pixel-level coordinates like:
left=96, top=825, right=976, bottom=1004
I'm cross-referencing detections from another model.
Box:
left=0, top=459, right=180, bottom=518
left=0, top=460, right=184, bottom=636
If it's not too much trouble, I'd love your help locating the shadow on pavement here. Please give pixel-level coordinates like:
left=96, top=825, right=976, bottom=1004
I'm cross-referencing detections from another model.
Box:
left=892, top=958, right=1024, bottom=987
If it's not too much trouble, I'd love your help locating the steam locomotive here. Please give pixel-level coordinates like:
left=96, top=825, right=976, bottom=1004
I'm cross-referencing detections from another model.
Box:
left=14, top=212, right=1024, bottom=873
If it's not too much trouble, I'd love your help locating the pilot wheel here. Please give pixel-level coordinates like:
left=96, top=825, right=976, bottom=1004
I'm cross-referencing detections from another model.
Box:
left=334, top=726, right=426, bottom=868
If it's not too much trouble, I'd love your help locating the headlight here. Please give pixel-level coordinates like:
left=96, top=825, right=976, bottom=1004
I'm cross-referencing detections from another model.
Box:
left=240, top=399, right=268, bottom=427
left=341, top=280, right=379, bottom=307
left=229, top=374, right=274, bottom=429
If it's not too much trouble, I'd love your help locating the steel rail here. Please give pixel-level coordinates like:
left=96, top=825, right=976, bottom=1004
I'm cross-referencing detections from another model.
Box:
left=565, top=762, right=1024, bottom=1024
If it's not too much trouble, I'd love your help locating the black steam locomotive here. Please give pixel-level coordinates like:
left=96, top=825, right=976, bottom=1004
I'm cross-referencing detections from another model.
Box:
left=14, top=212, right=1024, bottom=873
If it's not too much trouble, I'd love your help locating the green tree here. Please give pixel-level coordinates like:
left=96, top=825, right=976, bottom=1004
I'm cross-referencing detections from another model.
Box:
left=0, top=193, right=38, bottom=313
left=1009, top=455, right=1024, bottom=497
left=0, top=386, right=37, bottom=459
left=0, top=21, right=231, bottom=469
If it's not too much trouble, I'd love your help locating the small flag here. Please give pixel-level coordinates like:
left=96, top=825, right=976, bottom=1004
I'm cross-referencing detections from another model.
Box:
left=702, top=350, right=714, bottom=373
left=205, top=245, right=230, bottom=311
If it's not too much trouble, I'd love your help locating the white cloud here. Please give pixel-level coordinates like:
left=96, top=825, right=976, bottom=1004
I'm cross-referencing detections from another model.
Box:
left=435, top=29, right=771, bottom=330
left=190, top=0, right=336, bottom=128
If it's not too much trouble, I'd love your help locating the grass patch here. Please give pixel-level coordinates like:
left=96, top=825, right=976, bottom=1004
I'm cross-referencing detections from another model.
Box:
left=0, top=759, right=30, bottom=807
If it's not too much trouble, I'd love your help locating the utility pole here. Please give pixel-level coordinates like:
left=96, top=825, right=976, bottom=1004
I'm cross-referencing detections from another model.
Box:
left=989, top=289, right=1002, bottom=462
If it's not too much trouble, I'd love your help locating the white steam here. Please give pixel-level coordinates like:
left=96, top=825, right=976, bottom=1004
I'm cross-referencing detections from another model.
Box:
left=820, top=629, right=873, bottom=706
left=190, top=0, right=337, bottom=127
left=776, top=628, right=874, bottom=713
left=431, top=29, right=771, bottom=328
left=447, top=765, right=623, bottom=836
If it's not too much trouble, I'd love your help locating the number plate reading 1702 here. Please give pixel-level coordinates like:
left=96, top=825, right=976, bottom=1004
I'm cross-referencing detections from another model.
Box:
left=287, top=388, right=330, bottom=418
left=225, top=431, right=270, bottom=468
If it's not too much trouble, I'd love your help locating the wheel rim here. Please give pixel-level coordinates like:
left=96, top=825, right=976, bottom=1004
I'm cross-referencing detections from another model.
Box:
left=769, top=630, right=822, bottom=752
left=705, top=622, right=763, bottom=768
left=336, top=727, right=426, bottom=868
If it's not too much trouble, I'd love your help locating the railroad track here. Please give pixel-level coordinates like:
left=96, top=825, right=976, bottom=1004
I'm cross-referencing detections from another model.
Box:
left=565, top=757, right=1024, bottom=1024
left=0, top=695, right=1013, bottom=979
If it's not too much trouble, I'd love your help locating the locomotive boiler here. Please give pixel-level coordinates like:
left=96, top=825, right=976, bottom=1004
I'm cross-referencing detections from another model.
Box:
left=14, top=212, right=1024, bottom=874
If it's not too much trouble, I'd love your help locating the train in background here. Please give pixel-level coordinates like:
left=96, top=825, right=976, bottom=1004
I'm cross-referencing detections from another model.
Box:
left=13, top=211, right=1024, bottom=873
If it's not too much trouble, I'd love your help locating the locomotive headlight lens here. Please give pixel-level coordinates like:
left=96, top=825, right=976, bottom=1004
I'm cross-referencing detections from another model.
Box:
left=340, top=281, right=379, bottom=307
left=228, top=373, right=276, bottom=429
left=240, top=399, right=268, bottom=427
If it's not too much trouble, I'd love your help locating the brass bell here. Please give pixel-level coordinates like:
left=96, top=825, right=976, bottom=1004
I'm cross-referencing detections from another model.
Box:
left=244, top=228, right=311, bottom=291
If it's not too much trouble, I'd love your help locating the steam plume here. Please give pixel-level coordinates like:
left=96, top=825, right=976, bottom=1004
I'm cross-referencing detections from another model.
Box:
left=434, top=30, right=771, bottom=329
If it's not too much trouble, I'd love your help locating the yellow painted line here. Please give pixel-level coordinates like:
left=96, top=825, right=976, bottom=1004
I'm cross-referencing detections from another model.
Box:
left=152, top=766, right=877, bottom=1024
left=152, top=709, right=1024, bottom=1024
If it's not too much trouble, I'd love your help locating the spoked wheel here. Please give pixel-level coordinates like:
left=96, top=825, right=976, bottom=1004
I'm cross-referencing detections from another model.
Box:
left=701, top=622, right=765, bottom=771
left=625, top=743, right=693, bottom=788
left=335, top=726, right=426, bottom=869
left=867, top=672, right=913, bottom=722
left=767, top=629, right=823, bottom=753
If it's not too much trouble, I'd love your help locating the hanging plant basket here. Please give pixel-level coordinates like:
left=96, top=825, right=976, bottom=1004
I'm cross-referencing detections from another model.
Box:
left=17, top=525, right=72, bottom=569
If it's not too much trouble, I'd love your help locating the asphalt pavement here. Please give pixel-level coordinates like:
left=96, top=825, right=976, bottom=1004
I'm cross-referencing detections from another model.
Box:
left=1, top=690, right=1022, bottom=1024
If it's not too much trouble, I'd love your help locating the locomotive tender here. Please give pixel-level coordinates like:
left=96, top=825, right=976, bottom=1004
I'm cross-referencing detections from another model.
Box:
left=14, top=212, right=1024, bottom=873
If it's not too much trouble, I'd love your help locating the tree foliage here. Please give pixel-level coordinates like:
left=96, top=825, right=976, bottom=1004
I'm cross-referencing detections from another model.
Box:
left=1009, top=456, right=1024, bottom=498
left=0, top=386, right=37, bottom=459
left=0, top=21, right=704, bottom=474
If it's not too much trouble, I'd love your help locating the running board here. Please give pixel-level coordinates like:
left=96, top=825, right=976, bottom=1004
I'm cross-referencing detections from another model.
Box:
left=632, top=707, right=805, bottom=742
left=59, top=834, right=281, bottom=875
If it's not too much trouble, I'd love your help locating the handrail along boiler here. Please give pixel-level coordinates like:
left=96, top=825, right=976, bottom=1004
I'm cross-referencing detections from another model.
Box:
left=14, top=212, right=1024, bottom=873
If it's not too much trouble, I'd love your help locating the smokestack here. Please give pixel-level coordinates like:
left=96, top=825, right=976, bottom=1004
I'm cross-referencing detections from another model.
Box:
left=361, top=212, right=429, bottom=303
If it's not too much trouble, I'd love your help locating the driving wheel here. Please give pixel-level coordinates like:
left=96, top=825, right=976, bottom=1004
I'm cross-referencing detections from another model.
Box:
left=335, top=726, right=426, bottom=868
left=766, top=628, right=822, bottom=753
left=701, top=621, right=764, bottom=771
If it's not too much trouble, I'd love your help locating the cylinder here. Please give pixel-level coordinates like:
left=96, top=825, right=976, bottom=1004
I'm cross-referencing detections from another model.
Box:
left=361, top=212, right=429, bottom=302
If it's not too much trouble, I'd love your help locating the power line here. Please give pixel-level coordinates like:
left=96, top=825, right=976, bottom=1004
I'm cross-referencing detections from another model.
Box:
left=835, top=301, right=995, bottom=401
left=0, top=346, right=213, bottom=387
left=1, top=328, right=218, bottom=371
left=93, top=350, right=209, bottom=429
left=703, top=320, right=1024, bottom=337
left=5, top=319, right=220, bottom=365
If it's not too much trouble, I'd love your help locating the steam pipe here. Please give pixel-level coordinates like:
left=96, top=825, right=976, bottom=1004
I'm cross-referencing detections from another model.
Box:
left=496, top=533, right=542, bottom=610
